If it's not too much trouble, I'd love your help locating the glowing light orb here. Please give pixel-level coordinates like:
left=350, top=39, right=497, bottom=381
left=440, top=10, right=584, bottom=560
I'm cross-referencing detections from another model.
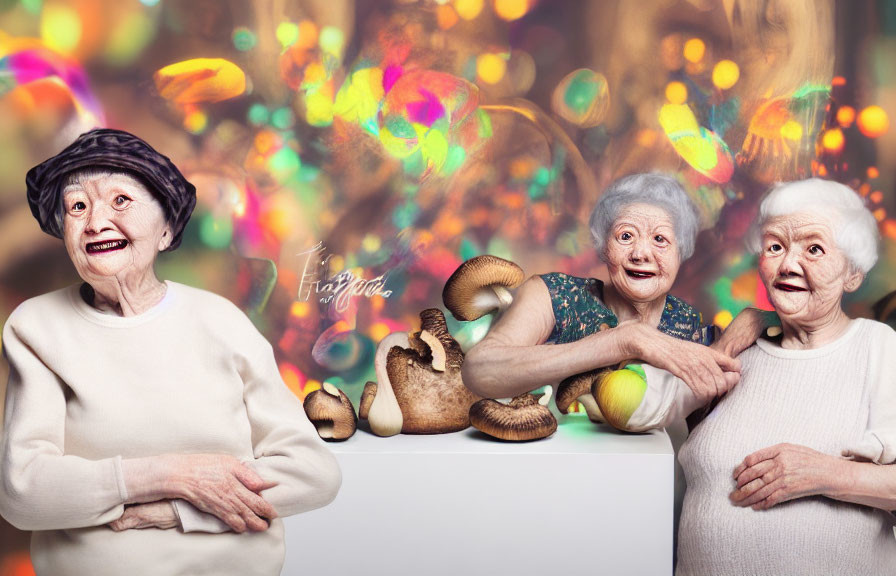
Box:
left=494, top=0, right=528, bottom=21
left=232, top=27, right=257, bottom=51
left=290, top=301, right=311, bottom=318
left=780, top=120, right=802, bottom=141
left=437, top=4, right=459, bottom=29
left=199, top=213, right=233, bottom=248
left=831, top=76, right=846, bottom=87
left=659, top=103, right=734, bottom=183
left=836, top=105, right=855, bottom=128
left=868, top=166, right=880, bottom=179
left=712, top=60, right=739, bottom=90
left=183, top=109, right=208, bottom=134
left=683, top=38, right=705, bottom=63
left=870, top=190, right=884, bottom=204
left=874, top=208, right=886, bottom=222
left=154, top=58, right=246, bottom=104
left=857, top=105, right=889, bottom=138
left=319, top=26, right=344, bottom=56
left=277, top=22, right=300, bottom=48
left=476, top=53, right=506, bottom=84
left=104, top=11, right=156, bottom=66
left=40, top=4, right=81, bottom=54
left=713, top=310, right=733, bottom=329
left=454, top=0, right=484, bottom=20
left=821, top=127, right=845, bottom=153
left=665, top=81, right=688, bottom=105
left=247, top=103, right=269, bottom=125
left=140, top=0, right=160, bottom=5
left=551, top=68, right=610, bottom=128
left=271, top=107, right=295, bottom=130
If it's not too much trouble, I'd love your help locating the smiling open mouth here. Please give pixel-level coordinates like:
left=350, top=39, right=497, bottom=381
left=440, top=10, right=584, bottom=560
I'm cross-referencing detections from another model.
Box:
left=774, top=282, right=807, bottom=292
left=626, top=270, right=656, bottom=279
left=86, top=240, right=128, bottom=253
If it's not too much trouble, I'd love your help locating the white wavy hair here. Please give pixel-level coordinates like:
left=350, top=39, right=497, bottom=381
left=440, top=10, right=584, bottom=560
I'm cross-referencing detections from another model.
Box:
left=589, top=173, right=700, bottom=262
left=746, top=178, right=879, bottom=274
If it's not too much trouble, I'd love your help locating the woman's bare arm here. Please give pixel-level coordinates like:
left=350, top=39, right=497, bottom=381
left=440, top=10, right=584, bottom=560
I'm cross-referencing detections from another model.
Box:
left=462, top=276, right=740, bottom=400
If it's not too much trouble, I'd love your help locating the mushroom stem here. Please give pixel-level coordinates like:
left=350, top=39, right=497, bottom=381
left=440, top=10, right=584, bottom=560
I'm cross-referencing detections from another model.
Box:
left=419, top=329, right=447, bottom=372
left=538, top=385, right=553, bottom=406
left=576, top=394, right=605, bottom=423
left=369, top=332, right=408, bottom=437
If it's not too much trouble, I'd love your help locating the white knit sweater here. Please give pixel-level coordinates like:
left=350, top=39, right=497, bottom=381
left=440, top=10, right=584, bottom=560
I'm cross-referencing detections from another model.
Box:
left=0, top=282, right=341, bottom=576
left=634, top=318, right=896, bottom=575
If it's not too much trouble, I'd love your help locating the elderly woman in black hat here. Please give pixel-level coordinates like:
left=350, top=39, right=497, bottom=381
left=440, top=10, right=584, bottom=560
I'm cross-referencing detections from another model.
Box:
left=0, top=129, right=341, bottom=576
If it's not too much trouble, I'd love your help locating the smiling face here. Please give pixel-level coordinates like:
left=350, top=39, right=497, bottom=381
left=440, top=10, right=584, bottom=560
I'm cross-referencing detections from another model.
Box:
left=758, top=212, right=863, bottom=329
left=604, top=203, right=681, bottom=305
left=62, top=172, right=172, bottom=285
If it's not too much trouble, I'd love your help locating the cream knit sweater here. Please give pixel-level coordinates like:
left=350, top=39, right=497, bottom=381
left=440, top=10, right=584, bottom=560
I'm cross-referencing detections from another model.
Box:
left=634, top=318, right=896, bottom=575
left=0, top=282, right=341, bottom=576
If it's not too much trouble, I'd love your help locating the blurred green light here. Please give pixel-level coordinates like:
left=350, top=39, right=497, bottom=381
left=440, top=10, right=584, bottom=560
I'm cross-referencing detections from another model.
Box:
left=269, top=146, right=301, bottom=180
left=247, top=103, right=269, bottom=126
left=271, top=107, right=295, bottom=130
left=319, top=26, right=344, bottom=55
left=199, top=214, right=233, bottom=249
left=232, top=27, right=257, bottom=51
left=277, top=22, right=299, bottom=48
left=21, top=0, right=42, bottom=15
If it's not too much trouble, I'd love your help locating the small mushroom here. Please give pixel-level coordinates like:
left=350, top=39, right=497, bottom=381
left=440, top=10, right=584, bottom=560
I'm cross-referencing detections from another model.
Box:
left=469, top=387, right=557, bottom=441
left=303, top=382, right=358, bottom=441
left=367, top=332, right=409, bottom=437
left=556, top=368, right=610, bottom=423
left=442, top=255, right=525, bottom=321
left=359, top=381, right=376, bottom=420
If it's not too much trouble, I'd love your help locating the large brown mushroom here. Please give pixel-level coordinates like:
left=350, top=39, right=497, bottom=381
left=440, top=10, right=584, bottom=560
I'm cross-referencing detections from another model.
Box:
left=469, top=387, right=557, bottom=441
left=386, top=308, right=481, bottom=433
left=303, top=382, right=358, bottom=441
left=556, top=368, right=610, bottom=423
left=361, top=309, right=481, bottom=435
left=442, top=255, right=525, bottom=321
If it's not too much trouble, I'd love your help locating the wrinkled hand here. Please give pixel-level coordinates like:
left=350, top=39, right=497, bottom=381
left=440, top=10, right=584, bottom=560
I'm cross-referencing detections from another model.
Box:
left=730, top=443, right=843, bottom=510
left=623, top=321, right=740, bottom=404
left=109, top=501, right=178, bottom=531
left=169, top=454, right=278, bottom=533
left=714, top=308, right=780, bottom=358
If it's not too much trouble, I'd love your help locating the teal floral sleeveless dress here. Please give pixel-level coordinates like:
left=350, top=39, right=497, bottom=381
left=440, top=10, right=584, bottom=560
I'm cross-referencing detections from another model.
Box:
left=540, top=272, right=714, bottom=345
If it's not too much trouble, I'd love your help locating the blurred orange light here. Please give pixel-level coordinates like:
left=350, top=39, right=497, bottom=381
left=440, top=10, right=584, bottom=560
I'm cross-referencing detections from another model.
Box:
left=867, top=166, right=880, bottom=179
left=857, top=105, right=889, bottom=138
left=665, top=81, right=688, bottom=105
left=831, top=76, right=847, bottom=87
left=836, top=106, right=855, bottom=128
left=454, top=0, right=484, bottom=20
left=477, top=53, right=506, bottom=84
left=870, top=190, right=884, bottom=204
left=821, top=128, right=845, bottom=153
left=436, top=4, right=459, bottom=28
left=291, top=301, right=311, bottom=318
left=874, top=208, right=886, bottom=222
left=883, top=220, right=896, bottom=240
left=712, top=60, right=739, bottom=90
left=494, top=0, right=528, bottom=21
left=683, top=38, right=705, bottom=63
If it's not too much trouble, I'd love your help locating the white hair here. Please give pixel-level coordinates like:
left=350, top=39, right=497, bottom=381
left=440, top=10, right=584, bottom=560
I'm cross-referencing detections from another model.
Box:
left=746, top=178, right=879, bottom=274
left=589, top=173, right=700, bottom=261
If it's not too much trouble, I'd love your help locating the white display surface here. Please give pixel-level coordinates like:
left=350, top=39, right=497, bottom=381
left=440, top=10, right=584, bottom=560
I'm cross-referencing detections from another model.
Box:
left=282, top=414, right=673, bottom=576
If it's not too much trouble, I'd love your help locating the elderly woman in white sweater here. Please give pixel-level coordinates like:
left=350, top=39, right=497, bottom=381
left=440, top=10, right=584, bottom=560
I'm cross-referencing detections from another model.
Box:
left=599, top=178, right=896, bottom=575
left=0, top=129, right=341, bottom=576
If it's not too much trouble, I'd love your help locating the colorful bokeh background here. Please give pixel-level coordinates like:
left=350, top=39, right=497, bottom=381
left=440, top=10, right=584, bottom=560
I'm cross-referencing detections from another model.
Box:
left=2, top=0, right=896, bottom=569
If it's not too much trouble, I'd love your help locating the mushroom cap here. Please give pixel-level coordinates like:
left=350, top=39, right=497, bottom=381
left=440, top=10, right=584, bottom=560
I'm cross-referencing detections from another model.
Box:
left=442, top=255, right=525, bottom=321
left=303, top=383, right=358, bottom=441
left=469, top=393, right=557, bottom=441
left=556, top=369, right=603, bottom=413
left=359, top=381, right=377, bottom=420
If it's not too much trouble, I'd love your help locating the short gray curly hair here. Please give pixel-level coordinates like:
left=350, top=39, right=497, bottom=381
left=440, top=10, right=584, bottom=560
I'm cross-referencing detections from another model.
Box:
left=745, top=178, right=879, bottom=274
left=589, top=173, right=700, bottom=261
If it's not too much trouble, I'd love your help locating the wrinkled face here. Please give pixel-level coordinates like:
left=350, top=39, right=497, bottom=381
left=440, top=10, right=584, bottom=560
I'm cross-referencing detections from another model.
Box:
left=605, top=203, right=681, bottom=304
left=62, top=172, right=171, bottom=283
left=758, top=213, right=862, bottom=327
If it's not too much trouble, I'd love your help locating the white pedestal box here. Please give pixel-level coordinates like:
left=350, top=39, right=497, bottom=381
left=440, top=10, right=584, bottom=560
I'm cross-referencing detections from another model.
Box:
left=282, top=414, right=673, bottom=576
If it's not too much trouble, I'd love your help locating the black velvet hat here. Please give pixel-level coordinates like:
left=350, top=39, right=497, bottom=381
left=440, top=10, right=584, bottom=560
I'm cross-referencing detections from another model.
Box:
left=26, top=128, right=197, bottom=251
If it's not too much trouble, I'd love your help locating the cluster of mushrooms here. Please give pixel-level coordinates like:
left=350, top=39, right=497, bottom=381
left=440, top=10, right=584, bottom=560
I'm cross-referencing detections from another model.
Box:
left=302, top=255, right=618, bottom=442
